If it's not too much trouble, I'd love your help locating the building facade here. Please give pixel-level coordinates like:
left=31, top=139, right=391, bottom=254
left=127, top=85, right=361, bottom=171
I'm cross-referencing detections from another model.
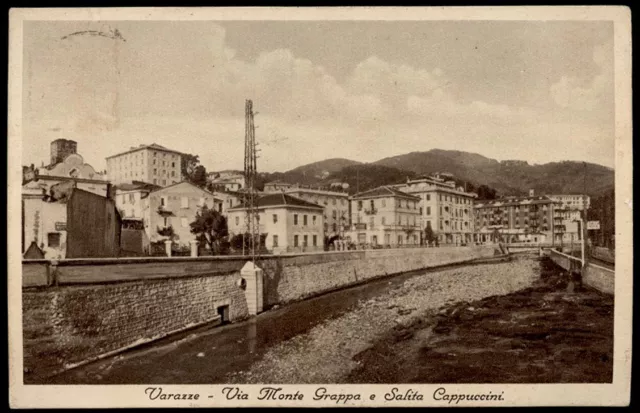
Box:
left=227, top=193, right=325, bottom=253
left=548, top=194, right=591, bottom=211
left=394, top=174, right=477, bottom=245
left=207, top=173, right=246, bottom=192
left=106, top=143, right=183, bottom=186
left=473, top=196, right=558, bottom=244
left=114, top=181, right=222, bottom=247
left=282, top=187, right=350, bottom=239
left=263, top=180, right=294, bottom=193
left=22, top=188, right=121, bottom=259
left=346, top=186, right=421, bottom=247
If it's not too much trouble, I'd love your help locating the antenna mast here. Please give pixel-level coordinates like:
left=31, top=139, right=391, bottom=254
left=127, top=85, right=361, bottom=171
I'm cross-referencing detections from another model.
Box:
left=243, top=100, right=259, bottom=263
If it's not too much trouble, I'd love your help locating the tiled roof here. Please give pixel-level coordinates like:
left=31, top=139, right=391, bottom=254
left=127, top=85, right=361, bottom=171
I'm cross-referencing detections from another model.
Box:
left=351, top=185, right=420, bottom=200
left=229, top=193, right=324, bottom=210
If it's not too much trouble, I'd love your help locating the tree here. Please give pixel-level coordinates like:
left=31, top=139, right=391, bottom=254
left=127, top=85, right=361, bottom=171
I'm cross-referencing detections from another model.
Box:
left=181, top=154, right=207, bottom=187
left=191, top=165, right=208, bottom=188
left=423, top=223, right=437, bottom=246
left=189, top=205, right=229, bottom=254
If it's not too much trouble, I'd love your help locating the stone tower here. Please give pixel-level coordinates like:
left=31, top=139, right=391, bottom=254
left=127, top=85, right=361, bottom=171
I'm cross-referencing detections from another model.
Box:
left=50, top=139, right=77, bottom=165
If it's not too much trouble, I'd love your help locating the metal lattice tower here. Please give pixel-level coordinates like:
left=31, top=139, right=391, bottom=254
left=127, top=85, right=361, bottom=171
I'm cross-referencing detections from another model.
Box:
left=243, top=100, right=259, bottom=262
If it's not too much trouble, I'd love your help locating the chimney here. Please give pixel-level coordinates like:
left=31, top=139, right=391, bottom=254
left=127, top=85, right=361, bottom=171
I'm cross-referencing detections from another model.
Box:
left=529, top=189, right=535, bottom=197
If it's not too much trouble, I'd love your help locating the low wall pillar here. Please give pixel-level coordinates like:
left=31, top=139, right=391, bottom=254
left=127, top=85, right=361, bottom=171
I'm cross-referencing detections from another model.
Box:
left=190, top=240, right=199, bottom=257
left=241, top=261, right=264, bottom=315
left=164, top=240, right=172, bottom=257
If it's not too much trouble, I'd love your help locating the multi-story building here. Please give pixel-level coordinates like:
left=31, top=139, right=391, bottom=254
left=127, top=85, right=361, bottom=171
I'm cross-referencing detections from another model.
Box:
left=282, top=187, right=349, bottom=239
left=473, top=195, right=558, bottom=244
left=113, top=181, right=222, bottom=248
left=106, top=143, right=183, bottom=186
left=227, top=193, right=325, bottom=253
left=207, top=172, right=245, bottom=192
left=263, top=180, right=294, bottom=192
left=346, top=186, right=421, bottom=247
left=211, top=190, right=244, bottom=216
left=548, top=194, right=591, bottom=211
left=394, top=174, right=477, bottom=245
left=263, top=183, right=350, bottom=239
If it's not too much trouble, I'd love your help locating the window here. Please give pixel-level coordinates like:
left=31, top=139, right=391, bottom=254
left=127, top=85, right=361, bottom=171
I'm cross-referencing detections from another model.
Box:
left=303, top=235, right=308, bottom=247
left=162, top=180, right=166, bottom=185
left=171, top=171, right=175, bottom=177
left=313, top=215, right=317, bottom=225
left=160, top=197, right=166, bottom=206
left=154, top=168, right=157, bottom=175
left=313, top=235, right=317, bottom=246
left=273, top=214, right=278, bottom=224
left=427, top=194, right=431, bottom=201
left=47, top=233, right=61, bottom=248
left=172, top=162, right=175, bottom=167
left=357, top=201, right=363, bottom=210
left=153, top=179, right=157, bottom=184
left=154, top=151, right=157, bottom=157
left=303, top=215, right=308, bottom=226
left=273, top=235, right=279, bottom=247
left=382, top=199, right=386, bottom=207
left=235, top=216, right=240, bottom=226
left=420, top=207, right=423, bottom=215
left=294, top=214, right=299, bottom=225
left=381, top=216, right=386, bottom=225
left=332, top=210, right=337, bottom=219
left=370, top=200, right=375, bottom=210
left=294, top=235, right=299, bottom=247
left=333, top=223, right=337, bottom=232
left=427, top=206, right=431, bottom=215
left=181, top=217, right=188, bottom=227
left=181, top=196, right=189, bottom=208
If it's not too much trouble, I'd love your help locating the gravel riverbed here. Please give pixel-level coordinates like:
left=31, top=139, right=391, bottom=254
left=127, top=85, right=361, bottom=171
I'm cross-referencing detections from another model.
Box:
left=227, top=256, right=540, bottom=384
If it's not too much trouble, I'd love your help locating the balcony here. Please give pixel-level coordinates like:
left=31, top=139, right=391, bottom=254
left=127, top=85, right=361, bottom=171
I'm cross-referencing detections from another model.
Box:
left=156, top=205, right=174, bottom=216
left=354, top=223, right=367, bottom=230
left=364, top=208, right=378, bottom=215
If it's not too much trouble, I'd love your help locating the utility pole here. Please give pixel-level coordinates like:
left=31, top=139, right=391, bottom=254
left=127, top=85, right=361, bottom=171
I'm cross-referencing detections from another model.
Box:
left=581, top=162, right=587, bottom=269
left=243, top=99, right=259, bottom=264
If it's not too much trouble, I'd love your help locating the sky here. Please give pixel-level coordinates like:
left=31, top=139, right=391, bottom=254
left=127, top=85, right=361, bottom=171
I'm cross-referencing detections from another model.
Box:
left=22, top=20, right=615, bottom=173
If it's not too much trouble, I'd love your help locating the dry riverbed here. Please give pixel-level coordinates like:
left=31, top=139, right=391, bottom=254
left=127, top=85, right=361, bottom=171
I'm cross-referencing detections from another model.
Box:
left=227, top=256, right=556, bottom=384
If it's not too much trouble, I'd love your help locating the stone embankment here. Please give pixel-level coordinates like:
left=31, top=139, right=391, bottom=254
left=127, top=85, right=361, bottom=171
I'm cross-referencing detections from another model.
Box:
left=227, top=256, right=540, bottom=383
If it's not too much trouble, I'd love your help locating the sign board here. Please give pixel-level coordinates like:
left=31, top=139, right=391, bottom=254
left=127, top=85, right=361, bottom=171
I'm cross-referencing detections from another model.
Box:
left=55, top=222, right=67, bottom=231
left=587, top=221, right=600, bottom=230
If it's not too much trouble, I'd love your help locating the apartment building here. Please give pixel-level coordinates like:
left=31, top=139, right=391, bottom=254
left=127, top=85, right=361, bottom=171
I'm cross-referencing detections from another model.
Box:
left=227, top=193, right=325, bottom=253
left=282, top=187, right=349, bottom=238
left=548, top=194, right=591, bottom=211
left=106, top=143, right=183, bottom=186
left=473, top=195, right=558, bottom=243
left=346, top=186, right=421, bottom=247
left=395, top=174, right=477, bottom=245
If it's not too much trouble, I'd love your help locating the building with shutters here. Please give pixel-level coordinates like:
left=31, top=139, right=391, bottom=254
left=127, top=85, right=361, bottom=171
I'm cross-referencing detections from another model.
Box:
left=346, top=186, right=421, bottom=248
left=106, top=143, right=183, bottom=186
left=227, top=193, right=325, bottom=253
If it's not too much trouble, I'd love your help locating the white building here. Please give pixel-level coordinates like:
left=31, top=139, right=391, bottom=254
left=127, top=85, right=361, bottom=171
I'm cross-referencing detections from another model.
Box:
left=227, top=193, right=325, bottom=253
left=106, top=143, right=183, bottom=186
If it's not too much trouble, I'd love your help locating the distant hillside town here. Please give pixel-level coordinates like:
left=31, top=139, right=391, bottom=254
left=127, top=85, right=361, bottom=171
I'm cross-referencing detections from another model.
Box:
left=21, top=138, right=614, bottom=260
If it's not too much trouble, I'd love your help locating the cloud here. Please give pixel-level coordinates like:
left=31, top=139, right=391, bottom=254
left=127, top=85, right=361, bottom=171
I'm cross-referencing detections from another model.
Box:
left=550, top=40, right=613, bottom=111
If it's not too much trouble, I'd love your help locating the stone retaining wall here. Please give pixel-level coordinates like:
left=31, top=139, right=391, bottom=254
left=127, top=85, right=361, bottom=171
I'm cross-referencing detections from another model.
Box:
left=22, top=245, right=497, bottom=380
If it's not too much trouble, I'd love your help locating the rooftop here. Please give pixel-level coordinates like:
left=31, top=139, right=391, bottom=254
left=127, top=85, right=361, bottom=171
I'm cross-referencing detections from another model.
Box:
left=229, top=193, right=324, bottom=210
left=352, top=185, right=421, bottom=201
left=475, top=196, right=558, bottom=207
left=106, top=143, right=184, bottom=160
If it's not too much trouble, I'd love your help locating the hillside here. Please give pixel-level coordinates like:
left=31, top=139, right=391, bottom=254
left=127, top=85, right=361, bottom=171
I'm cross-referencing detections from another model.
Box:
left=373, top=150, right=614, bottom=197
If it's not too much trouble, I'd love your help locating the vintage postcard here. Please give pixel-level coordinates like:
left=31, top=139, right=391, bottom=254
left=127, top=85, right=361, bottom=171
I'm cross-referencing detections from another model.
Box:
left=8, top=6, right=632, bottom=408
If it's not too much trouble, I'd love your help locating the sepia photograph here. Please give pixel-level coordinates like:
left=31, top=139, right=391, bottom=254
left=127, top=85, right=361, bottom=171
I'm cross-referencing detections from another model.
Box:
left=8, top=6, right=632, bottom=408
